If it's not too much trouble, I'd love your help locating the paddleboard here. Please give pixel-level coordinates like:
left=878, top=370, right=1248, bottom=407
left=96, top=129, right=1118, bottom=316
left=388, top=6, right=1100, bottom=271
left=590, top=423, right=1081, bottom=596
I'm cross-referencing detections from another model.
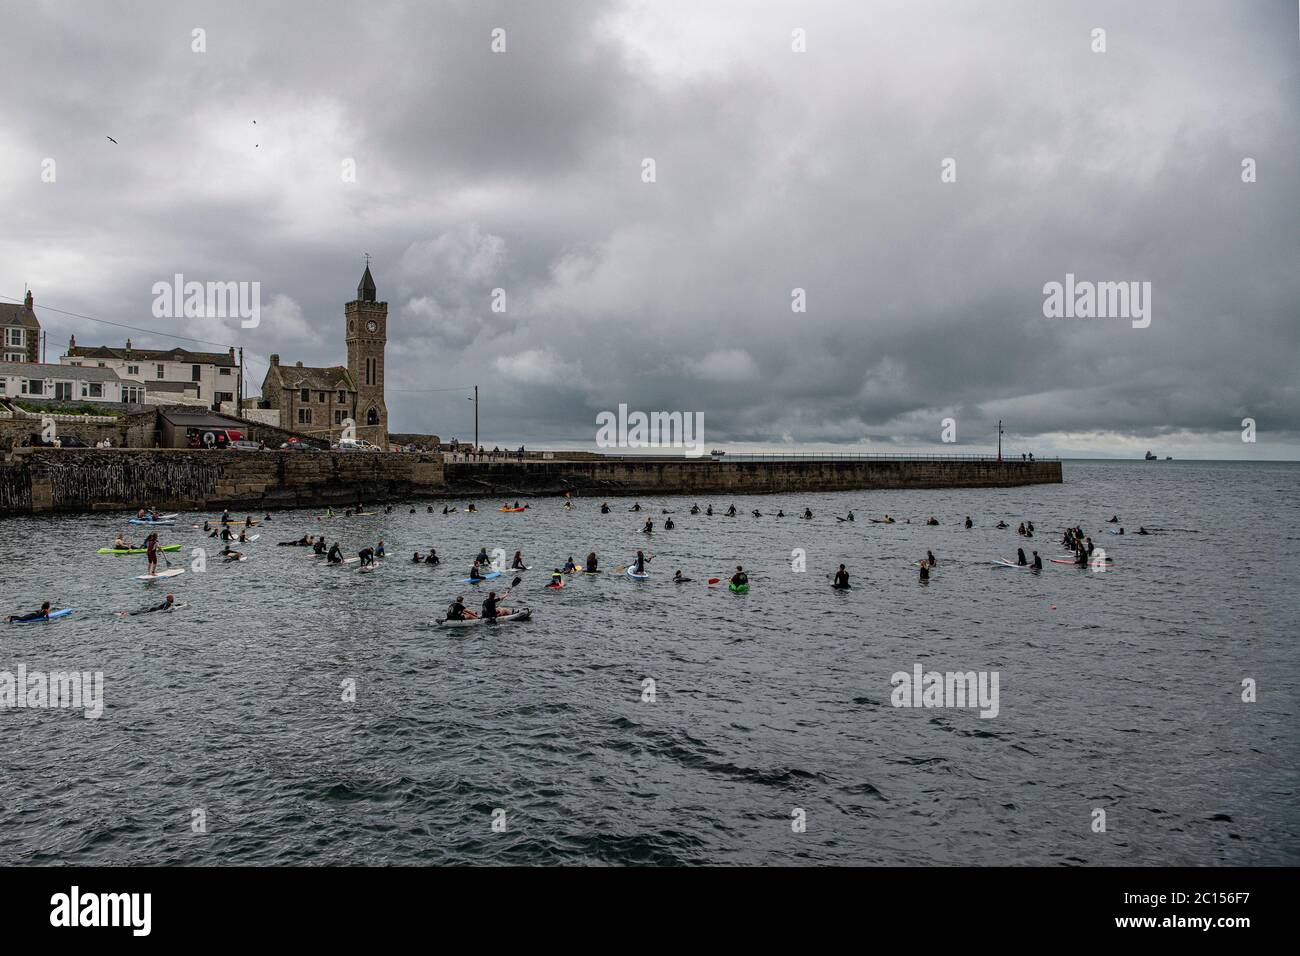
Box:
left=544, top=582, right=565, bottom=590
left=129, top=518, right=175, bottom=525
left=626, top=568, right=649, bottom=580
left=461, top=570, right=502, bottom=583
left=98, top=545, right=181, bottom=554
left=994, top=559, right=1035, bottom=570
left=136, top=568, right=185, bottom=580
left=831, top=583, right=851, bottom=590
left=8, top=608, right=74, bottom=625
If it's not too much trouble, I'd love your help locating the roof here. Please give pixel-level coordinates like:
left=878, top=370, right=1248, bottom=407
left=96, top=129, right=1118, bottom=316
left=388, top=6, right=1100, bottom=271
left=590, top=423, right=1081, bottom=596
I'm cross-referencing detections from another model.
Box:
left=0, top=302, right=41, bottom=331
left=159, top=410, right=245, bottom=429
left=263, top=363, right=355, bottom=393
left=65, top=345, right=237, bottom=367
left=358, top=265, right=377, bottom=302
left=146, top=380, right=200, bottom=394
left=0, top=361, right=123, bottom=382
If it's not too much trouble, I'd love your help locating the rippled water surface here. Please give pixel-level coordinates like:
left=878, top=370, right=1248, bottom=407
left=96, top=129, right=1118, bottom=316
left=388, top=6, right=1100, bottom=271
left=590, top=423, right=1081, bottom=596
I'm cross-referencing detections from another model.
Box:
left=1, top=460, right=1297, bottom=865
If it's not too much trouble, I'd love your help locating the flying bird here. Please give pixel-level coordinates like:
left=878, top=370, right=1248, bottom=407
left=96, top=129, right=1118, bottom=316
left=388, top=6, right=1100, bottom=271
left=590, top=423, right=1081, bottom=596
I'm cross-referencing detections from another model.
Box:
left=106, top=136, right=117, bottom=144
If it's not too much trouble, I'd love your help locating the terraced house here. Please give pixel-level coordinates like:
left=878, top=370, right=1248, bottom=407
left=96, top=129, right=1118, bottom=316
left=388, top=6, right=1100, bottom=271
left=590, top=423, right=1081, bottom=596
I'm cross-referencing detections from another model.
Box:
left=60, top=336, right=240, bottom=409
left=1, top=290, right=41, bottom=363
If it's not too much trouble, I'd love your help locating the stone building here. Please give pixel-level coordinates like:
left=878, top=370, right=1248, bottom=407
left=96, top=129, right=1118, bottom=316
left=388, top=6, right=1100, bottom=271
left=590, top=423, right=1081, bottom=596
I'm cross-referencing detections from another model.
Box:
left=0, top=290, right=41, bottom=363
left=258, top=264, right=389, bottom=446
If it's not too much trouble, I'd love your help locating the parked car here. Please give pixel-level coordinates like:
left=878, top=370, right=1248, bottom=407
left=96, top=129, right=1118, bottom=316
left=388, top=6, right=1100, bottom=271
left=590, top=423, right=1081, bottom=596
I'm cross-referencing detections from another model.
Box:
left=332, top=438, right=381, bottom=452
left=279, top=438, right=321, bottom=451
left=228, top=440, right=263, bottom=451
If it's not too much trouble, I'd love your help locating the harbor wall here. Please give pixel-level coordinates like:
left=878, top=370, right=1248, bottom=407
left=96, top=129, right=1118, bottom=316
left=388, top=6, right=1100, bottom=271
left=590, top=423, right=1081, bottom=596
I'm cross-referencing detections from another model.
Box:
left=0, top=450, right=1061, bottom=515
left=0, top=448, right=445, bottom=515
left=444, top=458, right=1062, bottom=497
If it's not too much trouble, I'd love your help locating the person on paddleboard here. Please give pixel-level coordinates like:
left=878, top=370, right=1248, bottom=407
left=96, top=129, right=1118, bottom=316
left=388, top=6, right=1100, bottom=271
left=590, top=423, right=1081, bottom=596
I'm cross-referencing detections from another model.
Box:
left=803, top=508, right=812, bottom=519
left=833, top=565, right=850, bottom=589
left=730, top=566, right=748, bottom=588
left=549, top=570, right=564, bottom=588
left=327, top=542, right=343, bottom=564
left=475, top=547, right=490, bottom=565
left=359, top=546, right=375, bottom=568
left=585, top=552, right=599, bottom=573
left=376, top=540, right=386, bottom=558
left=313, top=538, right=327, bottom=555
left=145, top=533, right=159, bottom=575
left=633, top=551, right=648, bottom=574
left=642, top=519, right=653, bottom=534
left=469, top=559, right=485, bottom=581
left=512, top=551, right=527, bottom=570
left=467, top=503, right=478, bottom=512
left=6, top=601, right=51, bottom=623
left=220, top=545, right=243, bottom=562
left=726, top=505, right=736, bottom=517
left=1017, top=548, right=1028, bottom=566
left=131, top=594, right=175, bottom=615
left=238, top=528, right=249, bottom=543
left=1031, top=551, right=1042, bottom=570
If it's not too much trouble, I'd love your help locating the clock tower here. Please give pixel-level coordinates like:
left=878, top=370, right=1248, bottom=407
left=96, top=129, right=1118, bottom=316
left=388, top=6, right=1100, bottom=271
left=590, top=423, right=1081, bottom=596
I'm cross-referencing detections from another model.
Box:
left=344, top=260, right=389, bottom=447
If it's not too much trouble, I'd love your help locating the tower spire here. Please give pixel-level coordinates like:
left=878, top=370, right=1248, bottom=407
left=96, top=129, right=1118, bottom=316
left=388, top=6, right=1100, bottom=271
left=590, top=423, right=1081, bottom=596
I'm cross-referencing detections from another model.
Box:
left=357, top=254, right=376, bottom=302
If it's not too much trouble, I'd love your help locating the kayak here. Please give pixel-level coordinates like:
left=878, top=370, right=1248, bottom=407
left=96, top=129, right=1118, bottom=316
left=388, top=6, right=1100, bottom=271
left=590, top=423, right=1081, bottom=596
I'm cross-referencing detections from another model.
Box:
left=544, top=581, right=565, bottom=590
left=98, top=545, right=182, bottom=554
left=8, top=608, right=75, bottom=625
left=462, top=570, right=502, bottom=584
left=437, top=608, right=532, bottom=628
left=136, top=569, right=185, bottom=580
left=498, top=507, right=527, bottom=512
left=728, top=582, right=749, bottom=593
left=129, top=518, right=175, bottom=525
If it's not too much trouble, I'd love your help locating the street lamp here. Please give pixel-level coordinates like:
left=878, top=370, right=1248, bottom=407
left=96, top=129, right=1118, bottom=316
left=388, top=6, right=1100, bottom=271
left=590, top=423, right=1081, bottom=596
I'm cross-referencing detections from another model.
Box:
left=467, top=385, right=478, bottom=451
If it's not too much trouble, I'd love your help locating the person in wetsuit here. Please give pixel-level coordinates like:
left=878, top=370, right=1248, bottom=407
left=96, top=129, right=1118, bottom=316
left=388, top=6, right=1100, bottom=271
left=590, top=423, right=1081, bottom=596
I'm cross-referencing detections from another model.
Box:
left=585, top=552, right=599, bottom=573
left=145, top=533, right=159, bottom=575
left=726, top=505, right=736, bottom=517
left=1031, top=551, right=1042, bottom=570
left=6, top=601, right=51, bottom=623
left=706, top=505, right=714, bottom=516
left=446, top=595, right=473, bottom=621
left=730, top=566, right=748, bottom=588
left=833, top=565, right=850, bottom=589
left=563, top=556, right=577, bottom=574
left=673, top=570, right=691, bottom=583
left=964, top=516, right=973, bottom=529
left=475, top=547, right=490, bottom=565
left=469, top=559, right=486, bottom=581
left=664, top=517, right=675, bottom=530
left=926, top=550, right=937, bottom=567
left=630, top=503, right=641, bottom=512
left=776, top=510, right=785, bottom=517
left=1017, top=548, right=1028, bottom=566
left=375, top=540, right=385, bottom=558
left=511, top=551, right=527, bottom=570
left=327, top=542, right=343, bottom=564
left=131, top=594, right=175, bottom=615
left=633, top=551, right=648, bottom=574
left=359, top=546, right=375, bottom=568
left=482, top=591, right=502, bottom=621
left=642, top=519, right=653, bottom=534
left=600, top=503, right=610, bottom=514
left=425, top=549, right=440, bottom=565
left=313, top=538, right=327, bottom=555
left=690, top=504, right=700, bottom=514
left=919, top=563, right=930, bottom=582
left=803, top=508, right=813, bottom=519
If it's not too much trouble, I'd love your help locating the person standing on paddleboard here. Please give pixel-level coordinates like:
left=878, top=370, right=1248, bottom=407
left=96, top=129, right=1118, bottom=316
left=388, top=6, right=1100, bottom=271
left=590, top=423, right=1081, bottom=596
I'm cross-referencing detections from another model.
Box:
left=145, top=533, right=159, bottom=575
left=633, top=551, right=648, bottom=574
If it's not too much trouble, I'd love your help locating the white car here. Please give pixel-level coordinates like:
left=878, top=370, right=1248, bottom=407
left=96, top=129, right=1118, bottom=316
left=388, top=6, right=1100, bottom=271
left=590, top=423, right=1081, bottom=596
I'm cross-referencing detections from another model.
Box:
left=333, top=438, right=381, bottom=452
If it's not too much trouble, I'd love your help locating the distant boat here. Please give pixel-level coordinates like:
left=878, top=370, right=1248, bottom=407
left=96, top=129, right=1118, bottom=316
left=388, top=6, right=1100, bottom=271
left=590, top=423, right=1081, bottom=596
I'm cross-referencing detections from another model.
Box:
left=1165, top=456, right=1173, bottom=460
left=710, top=449, right=726, bottom=457
left=1144, top=451, right=1157, bottom=460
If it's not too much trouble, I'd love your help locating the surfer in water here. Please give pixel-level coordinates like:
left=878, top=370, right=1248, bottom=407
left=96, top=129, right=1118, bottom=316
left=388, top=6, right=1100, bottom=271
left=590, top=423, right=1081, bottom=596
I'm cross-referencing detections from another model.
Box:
left=673, top=570, right=691, bottom=583
left=327, top=542, right=343, bottom=564
left=776, top=510, right=785, bottom=517
left=803, top=508, right=813, bottom=519
left=964, top=516, right=973, bottom=529
left=706, top=505, right=713, bottom=516
left=833, top=565, right=850, bottom=589
left=642, top=519, right=654, bottom=534
left=220, top=545, right=243, bottom=563
left=563, top=557, right=578, bottom=574
left=919, top=563, right=930, bottom=582
left=926, top=550, right=937, bottom=567
left=690, top=504, right=700, bottom=514
left=6, top=601, right=51, bottom=623
left=630, top=503, right=642, bottom=512
left=469, top=559, right=486, bottom=581
left=375, top=540, right=386, bottom=558
left=726, top=505, right=737, bottom=517
left=600, top=503, right=610, bottom=514
left=548, top=570, right=564, bottom=588
left=1031, top=551, right=1042, bottom=570
left=585, top=552, right=599, bottom=573
left=1017, top=548, right=1028, bottom=566
left=664, top=517, right=675, bottom=530
left=511, top=550, right=527, bottom=570
left=425, top=549, right=440, bottom=565
left=313, top=538, right=327, bottom=555
left=130, top=594, right=175, bottom=615
left=358, top=546, right=375, bottom=568
left=475, top=547, right=490, bottom=565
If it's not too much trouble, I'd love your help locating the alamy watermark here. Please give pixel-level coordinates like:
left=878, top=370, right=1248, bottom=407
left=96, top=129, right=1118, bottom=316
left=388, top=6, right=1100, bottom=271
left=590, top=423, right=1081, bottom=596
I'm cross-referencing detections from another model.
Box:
left=890, top=663, right=999, bottom=718
left=1, top=665, right=104, bottom=718
left=596, top=404, right=705, bottom=457
left=1043, top=273, right=1151, bottom=328
left=152, top=273, right=260, bottom=328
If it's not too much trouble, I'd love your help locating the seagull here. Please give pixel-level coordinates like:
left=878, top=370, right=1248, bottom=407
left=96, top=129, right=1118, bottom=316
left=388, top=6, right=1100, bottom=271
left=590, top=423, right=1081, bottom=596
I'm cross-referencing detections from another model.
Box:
left=106, top=136, right=117, bottom=144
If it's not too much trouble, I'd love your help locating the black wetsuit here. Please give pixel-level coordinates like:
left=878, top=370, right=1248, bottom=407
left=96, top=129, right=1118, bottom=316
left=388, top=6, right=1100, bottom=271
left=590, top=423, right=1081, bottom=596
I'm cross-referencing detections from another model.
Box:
left=482, top=595, right=500, bottom=621
left=327, top=544, right=343, bottom=564
left=447, top=601, right=467, bottom=621
left=131, top=599, right=174, bottom=616
left=833, top=569, right=849, bottom=588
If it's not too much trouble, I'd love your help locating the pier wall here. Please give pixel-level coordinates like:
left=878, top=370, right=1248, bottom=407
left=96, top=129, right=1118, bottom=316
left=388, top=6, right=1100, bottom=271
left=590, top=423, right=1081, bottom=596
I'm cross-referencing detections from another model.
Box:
left=444, top=458, right=1062, bottom=497
left=0, top=450, right=1061, bottom=515
left=0, top=448, right=445, bottom=515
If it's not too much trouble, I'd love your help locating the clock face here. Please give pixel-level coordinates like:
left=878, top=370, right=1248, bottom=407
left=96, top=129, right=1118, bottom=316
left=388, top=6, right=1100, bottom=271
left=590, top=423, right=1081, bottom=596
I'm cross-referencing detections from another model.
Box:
left=366, top=320, right=378, bottom=333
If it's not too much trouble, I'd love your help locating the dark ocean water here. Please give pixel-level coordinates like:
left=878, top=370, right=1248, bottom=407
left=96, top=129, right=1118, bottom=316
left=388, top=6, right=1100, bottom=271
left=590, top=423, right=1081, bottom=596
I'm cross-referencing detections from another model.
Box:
left=1, top=459, right=1296, bottom=866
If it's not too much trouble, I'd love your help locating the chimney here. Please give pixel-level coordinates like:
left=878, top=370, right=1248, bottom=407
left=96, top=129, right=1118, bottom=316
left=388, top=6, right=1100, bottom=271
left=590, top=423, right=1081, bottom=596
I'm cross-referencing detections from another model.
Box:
left=295, top=361, right=303, bottom=367
left=69, top=334, right=76, bottom=349
left=229, top=347, right=236, bottom=362
left=126, top=338, right=132, bottom=350
left=24, top=291, right=33, bottom=309
left=269, top=353, right=279, bottom=366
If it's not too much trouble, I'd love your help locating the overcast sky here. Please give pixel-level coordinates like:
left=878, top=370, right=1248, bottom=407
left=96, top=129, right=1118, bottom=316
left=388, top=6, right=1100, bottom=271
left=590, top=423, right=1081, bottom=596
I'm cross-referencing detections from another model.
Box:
left=2, top=0, right=1296, bottom=458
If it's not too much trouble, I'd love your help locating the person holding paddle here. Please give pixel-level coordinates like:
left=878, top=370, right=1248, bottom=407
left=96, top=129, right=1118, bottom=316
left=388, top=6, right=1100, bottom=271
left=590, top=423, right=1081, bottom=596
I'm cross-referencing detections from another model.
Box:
left=145, top=533, right=159, bottom=575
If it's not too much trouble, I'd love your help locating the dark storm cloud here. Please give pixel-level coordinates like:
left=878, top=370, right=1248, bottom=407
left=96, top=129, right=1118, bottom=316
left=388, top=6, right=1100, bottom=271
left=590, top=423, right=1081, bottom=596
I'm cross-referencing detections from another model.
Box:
left=0, top=0, right=1295, bottom=457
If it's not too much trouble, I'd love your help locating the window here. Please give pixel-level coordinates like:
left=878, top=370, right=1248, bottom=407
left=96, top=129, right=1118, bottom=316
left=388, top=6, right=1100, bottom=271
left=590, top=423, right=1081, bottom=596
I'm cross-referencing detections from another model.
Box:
left=97, top=362, right=106, bottom=368
left=215, top=391, right=233, bottom=404
left=3, top=352, right=23, bottom=363
left=337, top=389, right=347, bottom=403
left=300, top=388, right=309, bottom=403
left=192, top=364, right=201, bottom=381
left=54, top=382, right=73, bottom=401
left=317, top=391, right=325, bottom=404
left=71, top=361, right=82, bottom=367
left=5, top=328, right=23, bottom=347
left=367, top=406, right=379, bottom=426
left=298, top=408, right=313, bottom=425
left=156, top=364, right=165, bottom=379
left=81, top=382, right=104, bottom=398
left=122, top=386, right=142, bottom=402
left=365, top=357, right=375, bottom=386
left=334, top=410, right=345, bottom=425
left=126, top=364, right=139, bottom=375
left=219, top=367, right=231, bottom=376
left=23, top=379, right=43, bottom=395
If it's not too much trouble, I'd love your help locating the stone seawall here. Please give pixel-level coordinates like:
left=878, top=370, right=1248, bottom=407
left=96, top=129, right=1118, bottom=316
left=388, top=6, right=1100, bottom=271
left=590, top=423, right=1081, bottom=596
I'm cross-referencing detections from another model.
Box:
left=0, top=448, right=445, bottom=515
left=445, top=458, right=1062, bottom=497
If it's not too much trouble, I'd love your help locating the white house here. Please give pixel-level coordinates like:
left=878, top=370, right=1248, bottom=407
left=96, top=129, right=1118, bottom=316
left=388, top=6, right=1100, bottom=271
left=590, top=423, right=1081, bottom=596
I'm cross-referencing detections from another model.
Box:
left=0, top=361, right=135, bottom=404
left=61, top=336, right=239, bottom=408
